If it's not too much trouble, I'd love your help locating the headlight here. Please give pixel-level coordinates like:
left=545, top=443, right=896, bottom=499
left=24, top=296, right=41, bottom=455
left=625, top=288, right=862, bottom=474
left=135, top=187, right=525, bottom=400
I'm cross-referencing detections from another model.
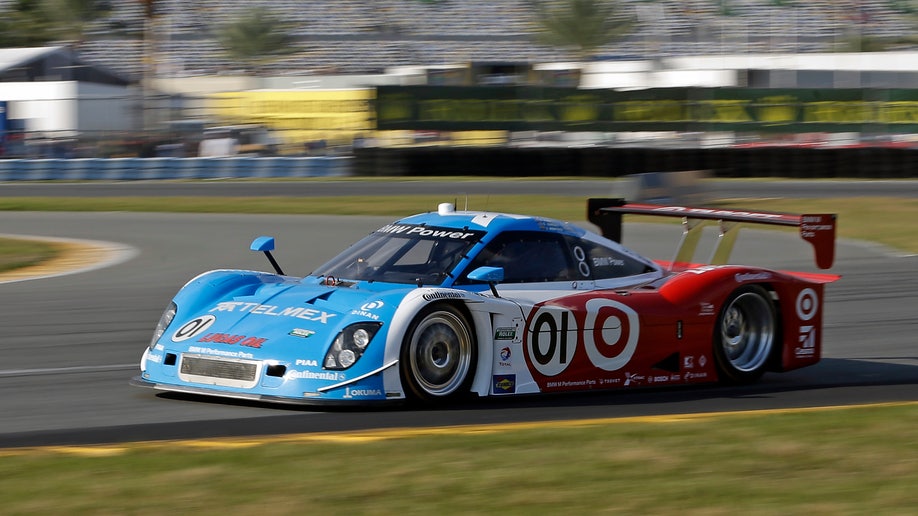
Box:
left=324, top=322, right=383, bottom=370
left=150, top=302, right=177, bottom=349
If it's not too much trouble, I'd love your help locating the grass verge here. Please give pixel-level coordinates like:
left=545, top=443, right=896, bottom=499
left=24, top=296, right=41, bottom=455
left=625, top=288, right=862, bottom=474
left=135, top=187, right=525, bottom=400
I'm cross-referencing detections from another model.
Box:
left=2, top=403, right=917, bottom=513
left=0, top=237, right=59, bottom=273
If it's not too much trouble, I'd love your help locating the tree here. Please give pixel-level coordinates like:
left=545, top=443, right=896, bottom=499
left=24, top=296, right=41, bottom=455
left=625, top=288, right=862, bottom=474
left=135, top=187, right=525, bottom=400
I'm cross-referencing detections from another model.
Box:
left=0, top=0, right=57, bottom=47
left=214, top=7, right=298, bottom=74
left=41, top=0, right=111, bottom=44
left=529, top=0, right=634, bottom=60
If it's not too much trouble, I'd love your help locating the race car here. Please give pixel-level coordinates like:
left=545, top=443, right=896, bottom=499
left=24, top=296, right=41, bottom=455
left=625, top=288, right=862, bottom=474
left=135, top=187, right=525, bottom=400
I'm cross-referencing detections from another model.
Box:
left=132, top=199, right=839, bottom=405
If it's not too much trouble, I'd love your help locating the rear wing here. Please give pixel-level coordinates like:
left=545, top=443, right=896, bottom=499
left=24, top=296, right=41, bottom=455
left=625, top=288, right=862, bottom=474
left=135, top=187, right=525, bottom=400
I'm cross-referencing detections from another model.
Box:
left=587, top=198, right=837, bottom=270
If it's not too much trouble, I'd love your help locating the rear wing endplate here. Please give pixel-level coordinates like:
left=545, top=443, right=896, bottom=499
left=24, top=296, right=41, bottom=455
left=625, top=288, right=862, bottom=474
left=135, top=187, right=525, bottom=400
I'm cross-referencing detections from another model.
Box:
left=587, top=198, right=837, bottom=270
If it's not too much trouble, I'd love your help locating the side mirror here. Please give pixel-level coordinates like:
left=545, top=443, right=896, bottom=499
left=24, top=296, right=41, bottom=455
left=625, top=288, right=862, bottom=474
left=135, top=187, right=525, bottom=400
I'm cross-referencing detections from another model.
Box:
left=250, top=236, right=284, bottom=275
left=467, top=266, right=504, bottom=297
left=250, top=236, right=275, bottom=252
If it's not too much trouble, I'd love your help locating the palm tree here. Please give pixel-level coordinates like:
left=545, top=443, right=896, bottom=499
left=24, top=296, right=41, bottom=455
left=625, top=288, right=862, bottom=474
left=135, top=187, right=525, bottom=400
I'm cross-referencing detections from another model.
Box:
left=0, top=0, right=58, bottom=47
left=529, top=0, right=634, bottom=60
left=214, top=7, right=297, bottom=74
left=41, top=0, right=111, bottom=45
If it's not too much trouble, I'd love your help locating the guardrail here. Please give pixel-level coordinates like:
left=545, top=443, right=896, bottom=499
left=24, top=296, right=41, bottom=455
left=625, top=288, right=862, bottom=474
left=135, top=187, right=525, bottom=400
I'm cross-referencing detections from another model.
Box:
left=0, top=157, right=352, bottom=181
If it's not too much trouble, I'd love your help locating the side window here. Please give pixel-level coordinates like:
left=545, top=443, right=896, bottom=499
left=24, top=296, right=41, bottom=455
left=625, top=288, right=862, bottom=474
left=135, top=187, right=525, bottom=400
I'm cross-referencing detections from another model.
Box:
left=460, top=232, right=573, bottom=284
left=567, top=237, right=652, bottom=279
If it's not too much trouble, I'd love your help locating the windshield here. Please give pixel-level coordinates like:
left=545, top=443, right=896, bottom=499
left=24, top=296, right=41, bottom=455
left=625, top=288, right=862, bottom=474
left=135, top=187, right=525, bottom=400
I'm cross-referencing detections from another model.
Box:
left=312, top=224, right=485, bottom=285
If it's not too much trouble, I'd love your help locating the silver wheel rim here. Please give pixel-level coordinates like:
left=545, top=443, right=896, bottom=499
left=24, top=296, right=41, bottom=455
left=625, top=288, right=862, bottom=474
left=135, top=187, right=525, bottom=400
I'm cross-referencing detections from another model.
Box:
left=408, top=311, right=472, bottom=397
left=719, top=292, right=775, bottom=372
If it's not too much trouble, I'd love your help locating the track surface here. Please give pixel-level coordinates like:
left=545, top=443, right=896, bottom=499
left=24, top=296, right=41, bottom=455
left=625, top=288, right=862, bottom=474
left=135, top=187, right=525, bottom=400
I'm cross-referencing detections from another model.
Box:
left=1, top=182, right=916, bottom=448
left=2, top=178, right=918, bottom=198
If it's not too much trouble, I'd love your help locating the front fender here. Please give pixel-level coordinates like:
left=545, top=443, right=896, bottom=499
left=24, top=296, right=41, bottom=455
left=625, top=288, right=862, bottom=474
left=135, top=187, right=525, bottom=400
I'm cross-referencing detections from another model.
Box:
left=381, top=288, right=524, bottom=398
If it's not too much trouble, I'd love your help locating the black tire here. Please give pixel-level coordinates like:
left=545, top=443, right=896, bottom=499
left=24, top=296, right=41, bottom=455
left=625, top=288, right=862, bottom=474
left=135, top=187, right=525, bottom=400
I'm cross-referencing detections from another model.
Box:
left=712, top=285, right=777, bottom=384
left=400, top=304, right=477, bottom=403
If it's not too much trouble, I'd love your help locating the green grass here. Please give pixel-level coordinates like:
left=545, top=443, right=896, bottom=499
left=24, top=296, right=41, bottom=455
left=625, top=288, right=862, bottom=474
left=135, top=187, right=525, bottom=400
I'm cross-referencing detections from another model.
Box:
left=0, top=237, right=59, bottom=273
left=2, top=403, right=917, bottom=513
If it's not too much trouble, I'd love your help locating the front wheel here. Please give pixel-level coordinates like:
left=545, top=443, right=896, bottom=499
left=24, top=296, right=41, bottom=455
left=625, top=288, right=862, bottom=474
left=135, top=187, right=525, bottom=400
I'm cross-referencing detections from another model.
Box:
left=712, top=285, right=777, bottom=384
left=400, top=304, right=477, bottom=403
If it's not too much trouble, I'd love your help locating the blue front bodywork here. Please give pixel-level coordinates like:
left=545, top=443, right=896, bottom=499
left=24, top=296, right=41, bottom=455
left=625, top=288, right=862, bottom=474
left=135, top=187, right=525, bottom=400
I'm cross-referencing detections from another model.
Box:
left=139, top=270, right=417, bottom=402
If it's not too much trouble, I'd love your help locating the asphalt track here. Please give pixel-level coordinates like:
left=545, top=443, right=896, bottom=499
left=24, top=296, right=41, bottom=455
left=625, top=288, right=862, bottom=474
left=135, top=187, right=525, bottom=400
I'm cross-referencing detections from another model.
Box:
left=2, top=178, right=918, bottom=198
left=0, top=181, right=916, bottom=448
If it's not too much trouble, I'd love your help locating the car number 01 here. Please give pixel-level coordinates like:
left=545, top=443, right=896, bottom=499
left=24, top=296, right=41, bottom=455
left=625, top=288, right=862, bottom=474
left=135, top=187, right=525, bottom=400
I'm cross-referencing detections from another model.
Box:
left=526, top=299, right=640, bottom=377
left=172, top=315, right=216, bottom=342
left=528, top=308, right=578, bottom=376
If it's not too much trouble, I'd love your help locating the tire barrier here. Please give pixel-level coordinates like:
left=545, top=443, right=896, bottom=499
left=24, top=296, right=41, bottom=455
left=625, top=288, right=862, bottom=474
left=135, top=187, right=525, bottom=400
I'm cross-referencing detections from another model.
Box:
left=0, top=157, right=352, bottom=181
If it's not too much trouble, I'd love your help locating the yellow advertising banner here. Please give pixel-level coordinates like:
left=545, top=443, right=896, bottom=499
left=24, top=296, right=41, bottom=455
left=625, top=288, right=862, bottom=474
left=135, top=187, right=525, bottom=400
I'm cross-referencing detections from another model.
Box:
left=206, top=89, right=375, bottom=147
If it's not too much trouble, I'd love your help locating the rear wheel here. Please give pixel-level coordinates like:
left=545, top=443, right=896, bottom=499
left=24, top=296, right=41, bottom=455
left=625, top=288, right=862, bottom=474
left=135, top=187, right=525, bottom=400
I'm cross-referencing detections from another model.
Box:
left=400, top=304, right=476, bottom=403
left=713, top=285, right=776, bottom=384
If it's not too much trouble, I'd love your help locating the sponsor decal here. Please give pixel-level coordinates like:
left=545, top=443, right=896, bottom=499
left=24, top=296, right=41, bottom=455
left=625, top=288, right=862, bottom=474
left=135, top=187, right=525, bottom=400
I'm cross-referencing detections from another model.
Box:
left=352, top=300, right=385, bottom=320
left=796, top=288, right=818, bottom=321
left=699, top=355, right=707, bottom=368
left=684, top=356, right=695, bottom=369
left=343, top=387, right=383, bottom=398
left=198, top=333, right=267, bottom=348
left=376, top=224, right=480, bottom=240
left=287, top=369, right=343, bottom=381
left=582, top=299, right=640, bottom=372
left=685, top=371, right=709, bottom=380
left=653, top=206, right=785, bottom=220
left=493, top=374, right=516, bottom=393
left=624, top=372, right=644, bottom=386
left=546, top=379, right=597, bottom=388
left=422, top=291, right=465, bottom=301
left=495, top=328, right=516, bottom=340
left=648, top=374, right=673, bottom=384
left=295, top=359, right=319, bottom=367
left=498, top=346, right=512, bottom=368
left=147, top=353, right=163, bottom=364
left=289, top=328, right=316, bottom=339
left=801, top=216, right=834, bottom=238
left=187, top=346, right=254, bottom=360
left=592, top=256, right=625, bottom=268
left=210, top=302, right=336, bottom=323
left=796, top=325, right=817, bottom=357
left=172, top=315, right=216, bottom=342
left=735, top=272, right=771, bottom=282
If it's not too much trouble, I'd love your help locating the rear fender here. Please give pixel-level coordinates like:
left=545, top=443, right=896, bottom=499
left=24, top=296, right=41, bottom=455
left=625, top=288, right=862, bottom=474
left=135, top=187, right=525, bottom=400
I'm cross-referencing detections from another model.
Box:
left=769, top=281, right=827, bottom=371
left=658, top=266, right=828, bottom=372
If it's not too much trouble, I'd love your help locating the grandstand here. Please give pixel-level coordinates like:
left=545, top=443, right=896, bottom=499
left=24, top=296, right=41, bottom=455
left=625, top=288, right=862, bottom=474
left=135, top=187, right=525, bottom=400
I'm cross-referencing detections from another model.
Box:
left=2, top=0, right=917, bottom=79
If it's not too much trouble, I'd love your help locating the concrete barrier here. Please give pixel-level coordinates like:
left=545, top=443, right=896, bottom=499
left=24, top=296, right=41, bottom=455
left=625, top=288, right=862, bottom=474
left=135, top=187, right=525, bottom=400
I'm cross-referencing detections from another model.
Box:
left=0, top=157, right=353, bottom=181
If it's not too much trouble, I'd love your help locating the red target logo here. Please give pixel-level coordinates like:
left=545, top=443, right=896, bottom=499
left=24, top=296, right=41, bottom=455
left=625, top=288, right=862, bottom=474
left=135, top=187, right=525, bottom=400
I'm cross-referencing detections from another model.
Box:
left=796, top=288, right=818, bottom=321
left=582, top=299, right=639, bottom=371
